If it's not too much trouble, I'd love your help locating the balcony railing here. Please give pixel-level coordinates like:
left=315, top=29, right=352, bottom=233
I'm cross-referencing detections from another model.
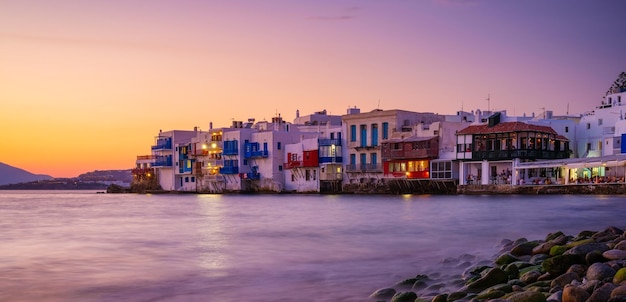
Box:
left=151, top=138, right=172, bottom=150
left=223, top=147, right=239, bottom=156
left=244, top=149, right=269, bottom=159
left=471, top=150, right=570, bottom=161
left=219, top=166, right=239, bottom=174
left=285, top=161, right=302, bottom=169
left=188, top=149, right=209, bottom=157
left=319, top=139, right=342, bottom=146
left=319, top=156, right=343, bottom=163
left=205, top=159, right=224, bottom=167
left=136, top=155, right=156, bottom=161
left=345, top=164, right=383, bottom=173
left=153, top=155, right=173, bottom=167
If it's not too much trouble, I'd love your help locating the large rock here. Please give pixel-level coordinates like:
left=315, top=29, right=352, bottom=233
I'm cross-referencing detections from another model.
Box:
left=587, top=283, right=617, bottom=302
left=496, top=253, right=521, bottom=266
left=508, top=291, right=547, bottom=302
left=462, top=268, right=509, bottom=293
left=542, top=254, right=583, bottom=276
left=587, top=262, right=616, bottom=282
left=615, top=240, right=626, bottom=251
left=603, top=249, right=626, bottom=260
left=615, top=268, right=626, bottom=285
left=564, top=243, right=609, bottom=256
left=512, top=241, right=541, bottom=256
left=550, top=272, right=580, bottom=289
left=390, top=291, right=417, bottom=302
left=520, top=270, right=542, bottom=284
left=369, top=287, right=396, bottom=300
left=547, top=290, right=562, bottom=302
left=611, top=284, right=626, bottom=298
left=562, top=284, right=590, bottom=302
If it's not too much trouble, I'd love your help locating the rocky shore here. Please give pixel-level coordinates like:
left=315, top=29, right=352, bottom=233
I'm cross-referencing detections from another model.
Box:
left=371, top=226, right=626, bottom=302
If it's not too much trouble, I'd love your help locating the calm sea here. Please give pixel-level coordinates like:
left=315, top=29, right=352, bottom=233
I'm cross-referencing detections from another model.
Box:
left=1, top=191, right=624, bottom=302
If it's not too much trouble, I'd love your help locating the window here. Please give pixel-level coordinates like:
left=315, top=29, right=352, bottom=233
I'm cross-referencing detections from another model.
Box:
left=565, top=126, right=569, bottom=133
left=291, top=174, right=295, bottom=182
left=371, top=124, right=379, bottom=146
left=278, top=165, right=283, bottom=171
left=243, top=159, right=248, bottom=165
left=598, top=119, right=603, bottom=126
left=277, top=142, right=282, bottom=150
left=305, top=169, right=311, bottom=181
left=313, top=170, right=316, bottom=180
left=350, top=125, right=357, bottom=142
left=382, top=122, right=389, bottom=139
left=587, top=123, right=591, bottom=130
left=431, top=161, right=452, bottom=179
left=191, top=177, right=195, bottom=182
left=360, top=125, right=367, bottom=147
left=185, top=177, right=189, bottom=183
left=349, top=154, right=356, bottom=165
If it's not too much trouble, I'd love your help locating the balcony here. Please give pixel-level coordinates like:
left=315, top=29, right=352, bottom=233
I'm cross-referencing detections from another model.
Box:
left=219, top=166, right=239, bottom=174
left=245, top=149, right=269, bottom=159
left=188, top=149, right=209, bottom=157
left=345, top=164, right=383, bottom=173
left=244, top=142, right=269, bottom=158
left=471, top=150, right=570, bottom=161
left=319, top=139, right=342, bottom=146
left=136, top=155, right=156, bottom=161
left=151, top=138, right=172, bottom=150
left=205, top=158, right=224, bottom=167
left=223, top=147, right=239, bottom=156
left=285, top=160, right=302, bottom=169
left=319, top=156, right=343, bottom=163
left=153, top=155, right=173, bottom=167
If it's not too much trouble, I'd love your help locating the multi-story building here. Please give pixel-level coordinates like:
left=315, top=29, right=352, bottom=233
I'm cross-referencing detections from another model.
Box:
left=576, top=87, right=626, bottom=158
left=284, top=137, right=320, bottom=192
left=148, top=129, right=200, bottom=191
left=341, top=107, right=444, bottom=189
left=457, top=112, right=570, bottom=185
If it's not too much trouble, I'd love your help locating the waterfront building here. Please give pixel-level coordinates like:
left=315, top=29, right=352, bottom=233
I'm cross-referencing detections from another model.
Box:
left=149, top=129, right=201, bottom=191
left=186, top=127, right=226, bottom=193
left=576, top=87, right=626, bottom=158
left=457, top=112, right=570, bottom=186
left=341, top=107, right=444, bottom=190
left=284, top=122, right=343, bottom=193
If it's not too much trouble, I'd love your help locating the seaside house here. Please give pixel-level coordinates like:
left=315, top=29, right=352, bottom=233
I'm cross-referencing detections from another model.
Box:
left=149, top=129, right=200, bottom=191
left=341, top=107, right=444, bottom=191
left=456, top=112, right=570, bottom=186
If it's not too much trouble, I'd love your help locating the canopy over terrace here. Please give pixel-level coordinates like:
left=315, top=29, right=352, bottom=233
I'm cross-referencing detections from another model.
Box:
left=515, top=154, right=626, bottom=184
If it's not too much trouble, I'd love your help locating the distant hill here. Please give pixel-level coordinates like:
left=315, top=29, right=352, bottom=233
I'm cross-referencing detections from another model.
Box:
left=0, top=162, right=53, bottom=185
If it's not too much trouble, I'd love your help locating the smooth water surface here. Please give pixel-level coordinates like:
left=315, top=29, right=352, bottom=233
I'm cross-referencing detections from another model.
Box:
left=1, top=191, right=625, bottom=301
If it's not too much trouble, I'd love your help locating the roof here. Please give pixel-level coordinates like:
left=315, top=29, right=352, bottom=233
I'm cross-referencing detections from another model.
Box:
left=457, top=121, right=558, bottom=136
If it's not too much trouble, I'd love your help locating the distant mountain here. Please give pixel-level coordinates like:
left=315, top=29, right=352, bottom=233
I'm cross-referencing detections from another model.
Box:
left=0, top=162, right=53, bottom=186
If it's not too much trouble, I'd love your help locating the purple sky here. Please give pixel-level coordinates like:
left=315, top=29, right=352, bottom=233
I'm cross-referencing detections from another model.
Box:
left=1, top=0, right=625, bottom=176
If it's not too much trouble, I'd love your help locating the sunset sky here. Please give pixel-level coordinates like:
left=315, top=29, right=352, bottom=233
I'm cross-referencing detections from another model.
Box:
left=1, top=0, right=625, bottom=178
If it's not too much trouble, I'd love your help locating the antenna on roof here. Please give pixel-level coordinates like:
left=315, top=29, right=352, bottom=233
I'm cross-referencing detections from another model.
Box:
left=486, top=93, right=491, bottom=113
left=377, top=99, right=380, bottom=109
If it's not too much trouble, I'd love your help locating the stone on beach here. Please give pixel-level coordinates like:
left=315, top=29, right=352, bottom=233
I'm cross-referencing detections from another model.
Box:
left=377, top=226, right=626, bottom=302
